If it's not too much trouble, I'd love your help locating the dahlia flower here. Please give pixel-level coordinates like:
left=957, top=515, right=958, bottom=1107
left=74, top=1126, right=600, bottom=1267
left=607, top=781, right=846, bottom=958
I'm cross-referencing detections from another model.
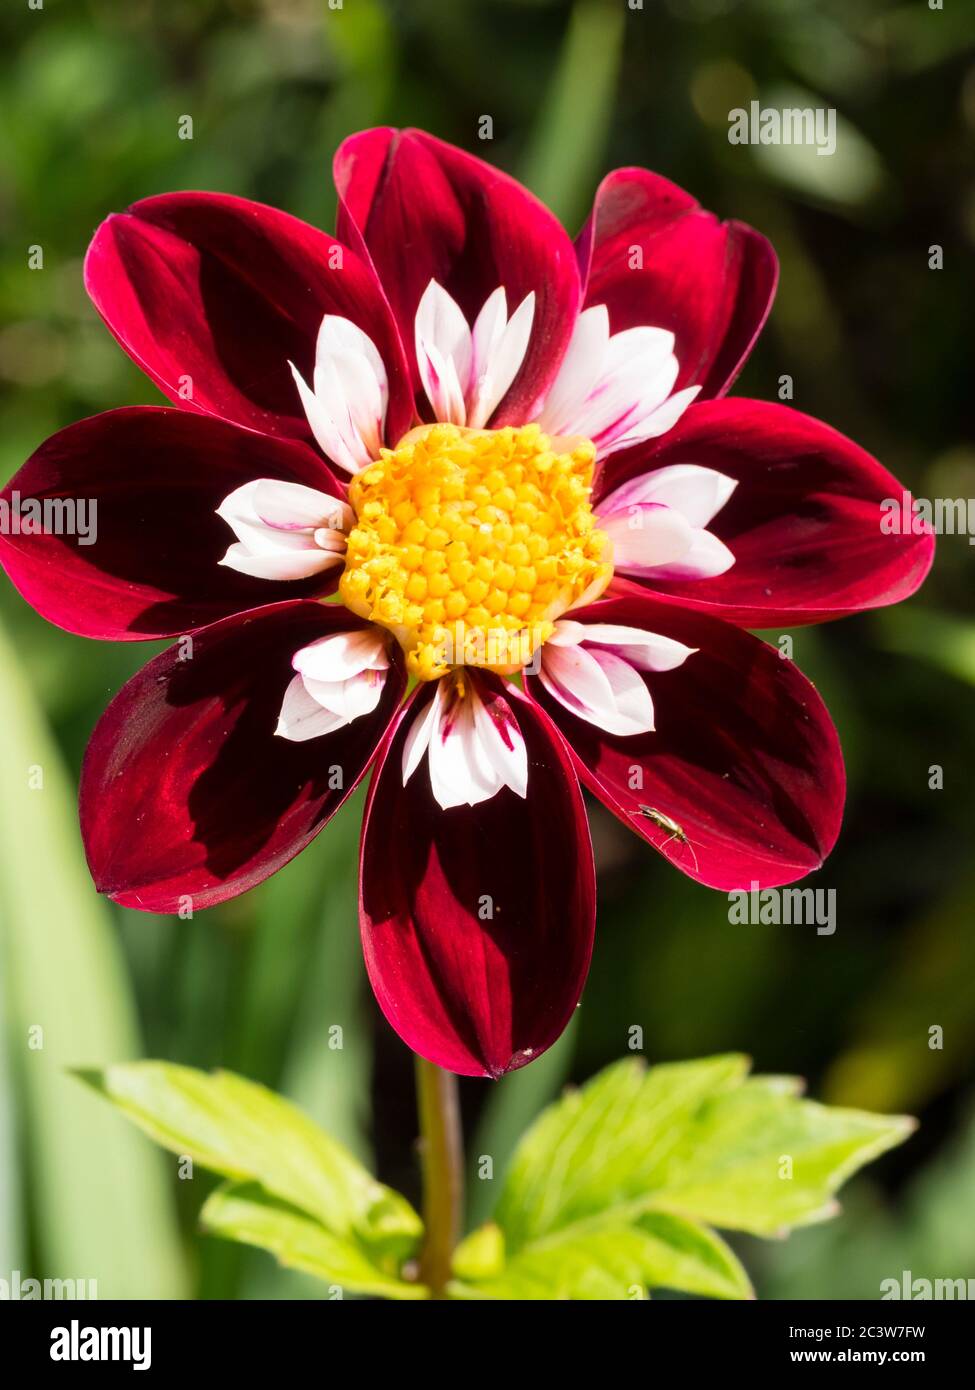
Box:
left=0, top=129, right=932, bottom=1076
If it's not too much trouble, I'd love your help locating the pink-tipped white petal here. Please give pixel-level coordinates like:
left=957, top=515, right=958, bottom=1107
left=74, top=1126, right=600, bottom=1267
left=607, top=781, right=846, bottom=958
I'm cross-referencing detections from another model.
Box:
left=402, top=677, right=528, bottom=809
left=292, top=627, right=390, bottom=683
left=276, top=629, right=391, bottom=743
left=609, top=384, right=701, bottom=450
left=402, top=682, right=444, bottom=786
left=469, top=287, right=509, bottom=387
left=534, top=306, right=609, bottom=435
left=414, top=280, right=536, bottom=428
left=302, top=668, right=385, bottom=722
left=534, top=306, right=698, bottom=457
left=290, top=363, right=363, bottom=475
left=314, top=316, right=388, bottom=461
left=217, top=477, right=350, bottom=580
left=251, top=479, right=352, bottom=532
left=291, top=314, right=389, bottom=474
left=565, top=622, right=697, bottom=671
left=467, top=682, right=529, bottom=800
left=601, top=464, right=737, bottom=529
left=467, top=289, right=536, bottom=429
left=597, top=502, right=695, bottom=575
left=590, top=649, right=657, bottom=732
left=598, top=464, right=738, bottom=583
left=646, top=527, right=736, bottom=580
left=417, top=335, right=468, bottom=426
left=416, top=280, right=473, bottom=423
left=539, top=617, right=696, bottom=737
left=219, top=542, right=343, bottom=581
left=539, top=641, right=655, bottom=737
left=275, top=673, right=350, bottom=741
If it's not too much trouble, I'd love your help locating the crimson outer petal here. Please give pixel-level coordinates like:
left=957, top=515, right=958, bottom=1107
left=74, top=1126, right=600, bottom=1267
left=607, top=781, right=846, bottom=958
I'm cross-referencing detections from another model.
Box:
left=595, top=399, right=936, bottom=627
left=0, top=408, right=347, bottom=640
left=358, top=678, right=595, bottom=1078
left=80, top=602, right=405, bottom=911
left=84, top=191, right=414, bottom=448
left=333, top=128, right=581, bottom=424
left=577, top=168, right=777, bottom=398
left=526, top=594, right=845, bottom=891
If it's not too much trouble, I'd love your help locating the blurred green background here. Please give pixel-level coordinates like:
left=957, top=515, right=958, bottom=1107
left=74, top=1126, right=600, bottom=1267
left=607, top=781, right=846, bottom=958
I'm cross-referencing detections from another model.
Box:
left=1, top=0, right=973, bottom=1300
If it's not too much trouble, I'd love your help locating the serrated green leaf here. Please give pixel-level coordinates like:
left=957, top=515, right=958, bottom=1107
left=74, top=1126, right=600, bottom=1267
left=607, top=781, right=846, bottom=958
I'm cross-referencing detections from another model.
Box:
left=496, top=1056, right=749, bottom=1248
left=77, top=1062, right=422, bottom=1262
left=644, top=1081, right=915, bottom=1236
left=460, top=1055, right=912, bottom=1299
left=201, top=1182, right=427, bottom=1301
left=452, top=1211, right=751, bottom=1302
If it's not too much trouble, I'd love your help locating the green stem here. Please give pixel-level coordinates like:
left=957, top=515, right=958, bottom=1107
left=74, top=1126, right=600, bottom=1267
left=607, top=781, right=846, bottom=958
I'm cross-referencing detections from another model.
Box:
left=415, top=1055, right=464, bottom=1297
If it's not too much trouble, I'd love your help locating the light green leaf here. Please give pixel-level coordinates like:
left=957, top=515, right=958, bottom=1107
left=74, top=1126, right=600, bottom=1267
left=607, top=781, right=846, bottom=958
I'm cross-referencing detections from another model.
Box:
left=452, top=1211, right=751, bottom=1302
left=459, top=1056, right=912, bottom=1299
left=496, top=1054, right=749, bottom=1248
left=644, top=1079, right=915, bottom=1236
left=201, top=1182, right=427, bottom=1301
left=78, top=1062, right=422, bottom=1262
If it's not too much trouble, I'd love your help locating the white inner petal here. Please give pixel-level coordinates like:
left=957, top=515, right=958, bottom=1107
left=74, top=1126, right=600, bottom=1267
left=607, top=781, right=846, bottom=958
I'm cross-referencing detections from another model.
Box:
left=275, top=629, right=390, bottom=743
left=596, top=464, right=738, bottom=583
left=597, top=503, right=695, bottom=575
left=539, top=619, right=696, bottom=738
left=414, top=279, right=535, bottom=429
left=602, top=464, right=737, bottom=528
left=402, top=676, right=528, bottom=810
left=534, top=305, right=699, bottom=458
left=292, top=627, right=390, bottom=683
left=291, top=314, right=389, bottom=475
left=217, top=478, right=351, bottom=581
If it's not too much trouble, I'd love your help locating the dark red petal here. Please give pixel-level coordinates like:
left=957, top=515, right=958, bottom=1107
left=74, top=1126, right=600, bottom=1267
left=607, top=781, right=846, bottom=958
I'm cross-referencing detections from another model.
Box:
left=526, top=594, right=845, bottom=891
left=595, top=399, right=935, bottom=627
left=84, top=191, right=413, bottom=447
left=0, top=408, right=347, bottom=640
left=577, top=168, right=777, bottom=398
left=80, top=602, right=404, bottom=911
left=359, top=678, right=595, bottom=1077
left=333, top=128, right=581, bottom=424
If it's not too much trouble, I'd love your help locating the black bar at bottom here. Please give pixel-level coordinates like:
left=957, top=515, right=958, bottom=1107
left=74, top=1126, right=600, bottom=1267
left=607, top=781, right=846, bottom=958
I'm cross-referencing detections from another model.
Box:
left=2, top=1297, right=968, bottom=1374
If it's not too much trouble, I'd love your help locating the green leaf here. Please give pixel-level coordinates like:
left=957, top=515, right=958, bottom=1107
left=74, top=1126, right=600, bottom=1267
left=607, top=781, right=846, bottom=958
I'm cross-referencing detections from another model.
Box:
left=0, top=613, right=185, bottom=1297
left=201, top=1183, right=426, bottom=1301
left=78, top=1062, right=423, bottom=1269
left=453, top=1211, right=751, bottom=1302
left=457, top=1056, right=912, bottom=1300
left=495, top=1054, right=749, bottom=1249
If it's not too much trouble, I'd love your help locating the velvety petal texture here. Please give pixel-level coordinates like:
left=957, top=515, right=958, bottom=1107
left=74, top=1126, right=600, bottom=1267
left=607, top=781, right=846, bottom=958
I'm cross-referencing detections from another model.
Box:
left=577, top=168, right=778, bottom=398
left=527, top=594, right=845, bottom=891
left=0, top=129, right=933, bottom=1081
left=0, top=408, right=346, bottom=639
left=594, top=400, right=935, bottom=626
left=359, top=679, right=595, bottom=1077
left=334, top=128, right=581, bottom=424
left=84, top=191, right=414, bottom=449
left=80, top=602, right=405, bottom=911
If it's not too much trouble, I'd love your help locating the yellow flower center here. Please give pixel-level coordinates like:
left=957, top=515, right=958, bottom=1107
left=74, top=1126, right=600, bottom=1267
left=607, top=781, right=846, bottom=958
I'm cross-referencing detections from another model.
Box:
left=339, top=422, right=612, bottom=681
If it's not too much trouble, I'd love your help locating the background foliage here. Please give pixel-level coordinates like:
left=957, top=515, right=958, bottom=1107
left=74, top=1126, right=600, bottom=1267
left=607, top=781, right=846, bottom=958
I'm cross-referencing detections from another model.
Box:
left=0, top=0, right=972, bottom=1299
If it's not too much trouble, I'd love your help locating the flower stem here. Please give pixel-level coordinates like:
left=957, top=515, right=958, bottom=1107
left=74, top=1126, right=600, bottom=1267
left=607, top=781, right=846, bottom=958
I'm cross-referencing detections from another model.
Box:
left=415, top=1055, right=464, bottom=1297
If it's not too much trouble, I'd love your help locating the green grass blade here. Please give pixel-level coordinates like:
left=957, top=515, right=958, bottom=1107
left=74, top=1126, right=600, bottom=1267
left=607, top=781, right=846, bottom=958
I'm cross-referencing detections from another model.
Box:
left=0, top=612, right=186, bottom=1297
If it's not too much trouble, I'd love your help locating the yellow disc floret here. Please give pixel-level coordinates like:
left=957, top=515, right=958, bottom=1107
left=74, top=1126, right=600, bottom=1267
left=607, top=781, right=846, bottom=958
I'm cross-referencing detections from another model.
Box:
left=340, top=422, right=612, bottom=681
